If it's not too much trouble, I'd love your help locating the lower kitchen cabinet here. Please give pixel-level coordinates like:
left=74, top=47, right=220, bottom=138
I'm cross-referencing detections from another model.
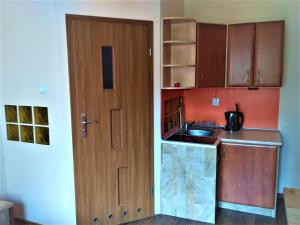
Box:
left=217, top=143, right=278, bottom=208
left=161, top=142, right=217, bottom=223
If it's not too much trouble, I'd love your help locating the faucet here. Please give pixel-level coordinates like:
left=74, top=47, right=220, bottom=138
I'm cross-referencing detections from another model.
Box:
left=183, top=121, right=195, bottom=131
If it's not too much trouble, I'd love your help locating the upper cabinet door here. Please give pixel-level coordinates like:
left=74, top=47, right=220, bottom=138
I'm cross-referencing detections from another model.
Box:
left=227, top=24, right=255, bottom=87
left=254, top=21, right=284, bottom=87
left=197, top=23, right=227, bottom=87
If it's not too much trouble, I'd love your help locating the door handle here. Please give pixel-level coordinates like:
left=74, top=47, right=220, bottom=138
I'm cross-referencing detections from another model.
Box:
left=81, top=113, right=98, bottom=138
left=82, top=120, right=98, bottom=125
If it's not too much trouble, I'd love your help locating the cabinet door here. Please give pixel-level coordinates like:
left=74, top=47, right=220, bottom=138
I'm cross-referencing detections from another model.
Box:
left=197, top=23, right=227, bottom=87
left=218, top=144, right=278, bottom=208
left=227, top=24, right=255, bottom=87
left=254, top=21, right=284, bottom=87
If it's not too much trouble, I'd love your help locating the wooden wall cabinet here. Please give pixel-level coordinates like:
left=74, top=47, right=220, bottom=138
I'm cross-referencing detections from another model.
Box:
left=196, top=23, right=227, bottom=87
left=218, top=143, right=278, bottom=208
left=227, top=21, right=284, bottom=87
left=161, top=17, right=197, bottom=89
left=227, top=24, right=255, bottom=87
left=254, top=21, right=284, bottom=87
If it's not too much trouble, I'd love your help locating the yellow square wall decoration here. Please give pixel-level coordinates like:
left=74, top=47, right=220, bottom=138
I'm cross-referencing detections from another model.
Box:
left=34, top=107, right=48, bottom=125
left=6, top=124, right=19, bottom=141
left=35, top=126, right=50, bottom=145
left=5, top=105, right=18, bottom=123
left=19, top=106, right=33, bottom=124
left=20, top=125, right=34, bottom=143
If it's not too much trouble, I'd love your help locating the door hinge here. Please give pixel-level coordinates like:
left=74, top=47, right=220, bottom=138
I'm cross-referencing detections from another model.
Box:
left=148, top=48, right=152, bottom=56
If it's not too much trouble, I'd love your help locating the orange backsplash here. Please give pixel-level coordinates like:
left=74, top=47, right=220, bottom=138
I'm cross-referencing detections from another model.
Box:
left=183, top=88, right=280, bottom=129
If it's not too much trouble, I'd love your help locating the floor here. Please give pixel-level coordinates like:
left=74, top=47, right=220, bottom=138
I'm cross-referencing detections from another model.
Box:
left=123, top=198, right=286, bottom=225
left=15, top=218, right=40, bottom=225
left=15, top=198, right=286, bottom=225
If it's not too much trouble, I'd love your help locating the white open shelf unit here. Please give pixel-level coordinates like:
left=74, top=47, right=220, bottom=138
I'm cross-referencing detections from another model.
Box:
left=161, top=17, right=197, bottom=89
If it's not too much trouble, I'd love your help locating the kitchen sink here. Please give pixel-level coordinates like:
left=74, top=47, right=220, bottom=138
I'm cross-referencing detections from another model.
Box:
left=165, top=127, right=222, bottom=145
left=186, top=129, right=213, bottom=137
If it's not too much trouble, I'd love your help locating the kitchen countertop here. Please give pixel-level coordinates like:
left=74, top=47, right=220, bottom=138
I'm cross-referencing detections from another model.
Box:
left=0, top=200, right=13, bottom=214
left=220, top=129, right=282, bottom=146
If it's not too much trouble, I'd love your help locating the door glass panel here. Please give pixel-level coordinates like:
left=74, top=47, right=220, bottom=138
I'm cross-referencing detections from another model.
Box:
left=102, top=46, right=114, bottom=89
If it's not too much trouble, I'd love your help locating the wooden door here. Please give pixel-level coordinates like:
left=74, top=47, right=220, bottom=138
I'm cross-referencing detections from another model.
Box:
left=227, top=24, right=255, bottom=87
left=254, top=21, right=284, bottom=87
left=197, top=23, right=226, bottom=87
left=66, top=15, right=153, bottom=225
left=218, top=144, right=278, bottom=208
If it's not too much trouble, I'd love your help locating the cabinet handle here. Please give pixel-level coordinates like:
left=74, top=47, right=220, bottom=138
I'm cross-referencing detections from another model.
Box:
left=246, top=70, right=250, bottom=83
left=256, top=71, right=261, bottom=84
left=200, top=72, right=204, bottom=81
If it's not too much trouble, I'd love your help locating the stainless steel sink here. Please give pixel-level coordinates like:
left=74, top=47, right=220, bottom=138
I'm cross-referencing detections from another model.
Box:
left=186, top=129, right=213, bottom=137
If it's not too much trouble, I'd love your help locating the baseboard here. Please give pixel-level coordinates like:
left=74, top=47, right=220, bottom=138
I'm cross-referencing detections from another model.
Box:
left=218, top=201, right=276, bottom=218
left=15, top=218, right=41, bottom=225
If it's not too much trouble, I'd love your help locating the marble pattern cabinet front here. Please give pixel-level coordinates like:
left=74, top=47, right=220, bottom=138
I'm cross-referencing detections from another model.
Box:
left=161, top=142, right=217, bottom=224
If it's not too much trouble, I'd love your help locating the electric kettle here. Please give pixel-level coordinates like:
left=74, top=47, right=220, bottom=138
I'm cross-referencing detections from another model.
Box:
left=225, top=104, right=244, bottom=131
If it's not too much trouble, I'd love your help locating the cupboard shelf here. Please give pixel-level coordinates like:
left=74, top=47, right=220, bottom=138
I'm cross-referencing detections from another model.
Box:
left=163, top=40, right=196, bottom=45
left=161, top=86, right=195, bottom=90
left=161, top=17, right=197, bottom=89
left=163, top=64, right=195, bottom=68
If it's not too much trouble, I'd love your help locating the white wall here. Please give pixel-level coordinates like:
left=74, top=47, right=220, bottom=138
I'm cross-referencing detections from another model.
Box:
left=0, top=6, right=7, bottom=225
left=0, top=1, right=5, bottom=199
left=161, top=0, right=184, bottom=17
left=0, top=1, right=161, bottom=224
left=185, top=0, right=300, bottom=192
left=0, top=134, right=5, bottom=199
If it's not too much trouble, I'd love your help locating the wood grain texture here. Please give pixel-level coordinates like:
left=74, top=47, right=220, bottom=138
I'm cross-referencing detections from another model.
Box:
left=218, top=144, right=278, bottom=209
left=66, top=15, right=153, bottom=225
left=227, top=24, right=255, bottom=87
left=67, top=18, right=99, bottom=225
left=197, top=23, right=227, bottom=87
left=254, top=21, right=284, bottom=87
left=111, top=109, right=124, bottom=150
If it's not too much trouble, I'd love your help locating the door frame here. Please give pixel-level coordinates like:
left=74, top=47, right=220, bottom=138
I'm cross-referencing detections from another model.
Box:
left=65, top=14, right=154, bottom=218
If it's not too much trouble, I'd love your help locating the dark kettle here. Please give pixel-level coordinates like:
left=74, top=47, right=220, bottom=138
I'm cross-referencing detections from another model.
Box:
left=225, top=104, right=244, bottom=131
